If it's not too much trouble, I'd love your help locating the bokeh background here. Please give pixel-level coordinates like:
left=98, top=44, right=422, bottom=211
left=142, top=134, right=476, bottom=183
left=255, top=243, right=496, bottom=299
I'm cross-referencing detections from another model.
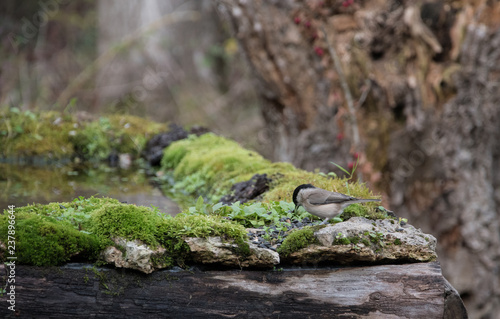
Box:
left=2, top=1, right=500, bottom=318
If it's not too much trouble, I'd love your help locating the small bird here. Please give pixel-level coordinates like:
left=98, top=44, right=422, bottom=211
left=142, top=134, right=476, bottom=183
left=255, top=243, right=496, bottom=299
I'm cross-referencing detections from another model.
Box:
left=293, top=184, right=381, bottom=224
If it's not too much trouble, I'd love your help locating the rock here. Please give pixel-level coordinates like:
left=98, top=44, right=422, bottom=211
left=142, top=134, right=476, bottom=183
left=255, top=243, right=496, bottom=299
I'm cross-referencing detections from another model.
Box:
left=144, top=124, right=209, bottom=166
left=101, top=237, right=167, bottom=274
left=219, top=173, right=272, bottom=205
left=185, top=236, right=280, bottom=268
left=99, top=218, right=436, bottom=272
left=284, top=217, right=437, bottom=265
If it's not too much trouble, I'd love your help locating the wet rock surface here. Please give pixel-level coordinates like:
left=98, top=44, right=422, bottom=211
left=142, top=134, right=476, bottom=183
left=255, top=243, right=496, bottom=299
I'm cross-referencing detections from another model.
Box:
left=144, top=124, right=209, bottom=166
left=219, top=174, right=272, bottom=205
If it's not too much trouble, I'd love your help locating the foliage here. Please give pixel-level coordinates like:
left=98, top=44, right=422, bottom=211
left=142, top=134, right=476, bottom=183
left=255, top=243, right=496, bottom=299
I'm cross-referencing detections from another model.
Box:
left=184, top=197, right=312, bottom=230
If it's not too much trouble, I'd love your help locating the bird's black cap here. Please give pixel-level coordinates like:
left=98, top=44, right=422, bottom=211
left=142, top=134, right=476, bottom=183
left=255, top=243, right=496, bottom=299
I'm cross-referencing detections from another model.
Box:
left=292, top=184, right=316, bottom=206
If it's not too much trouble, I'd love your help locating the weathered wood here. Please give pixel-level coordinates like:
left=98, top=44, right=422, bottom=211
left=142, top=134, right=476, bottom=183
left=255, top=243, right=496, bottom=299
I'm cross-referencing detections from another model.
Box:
left=0, top=262, right=466, bottom=318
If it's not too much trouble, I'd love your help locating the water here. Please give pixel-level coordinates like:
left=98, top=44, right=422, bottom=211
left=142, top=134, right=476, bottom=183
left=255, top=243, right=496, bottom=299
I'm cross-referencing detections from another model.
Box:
left=0, top=163, right=180, bottom=215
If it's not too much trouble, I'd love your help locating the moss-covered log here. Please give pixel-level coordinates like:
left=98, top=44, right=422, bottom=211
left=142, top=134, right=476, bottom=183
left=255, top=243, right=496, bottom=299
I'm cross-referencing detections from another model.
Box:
left=0, top=262, right=466, bottom=318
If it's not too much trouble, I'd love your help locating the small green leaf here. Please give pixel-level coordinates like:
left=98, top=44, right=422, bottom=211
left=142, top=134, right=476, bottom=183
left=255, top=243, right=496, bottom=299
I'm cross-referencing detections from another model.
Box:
left=14, top=125, right=24, bottom=133
left=195, top=196, right=204, bottom=211
left=212, top=202, right=223, bottom=212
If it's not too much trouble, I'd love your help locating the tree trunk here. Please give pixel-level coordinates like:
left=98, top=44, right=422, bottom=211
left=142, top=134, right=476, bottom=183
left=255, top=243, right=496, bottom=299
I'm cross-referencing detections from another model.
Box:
left=95, top=0, right=224, bottom=120
left=216, top=1, right=500, bottom=317
left=0, top=262, right=466, bottom=318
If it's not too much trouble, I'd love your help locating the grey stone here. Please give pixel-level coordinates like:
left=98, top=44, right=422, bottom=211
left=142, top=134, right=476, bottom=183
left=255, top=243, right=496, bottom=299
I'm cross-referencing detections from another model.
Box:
left=285, top=217, right=437, bottom=265
left=185, top=236, right=280, bottom=268
left=101, top=237, right=167, bottom=274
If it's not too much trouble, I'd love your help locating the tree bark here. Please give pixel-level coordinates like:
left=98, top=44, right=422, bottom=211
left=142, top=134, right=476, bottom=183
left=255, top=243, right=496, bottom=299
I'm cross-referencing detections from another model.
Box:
left=388, top=22, right=500, bottom=318
left=216, top=1, right=500, bottom=317
left=0, top=262, right=466, bottom=318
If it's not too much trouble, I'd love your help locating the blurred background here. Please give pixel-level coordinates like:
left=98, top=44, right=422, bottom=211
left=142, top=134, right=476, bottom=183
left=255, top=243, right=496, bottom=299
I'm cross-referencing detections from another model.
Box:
left=1, top=1, right=500, bottom=318
left=0, top=0, right=264, bottom=150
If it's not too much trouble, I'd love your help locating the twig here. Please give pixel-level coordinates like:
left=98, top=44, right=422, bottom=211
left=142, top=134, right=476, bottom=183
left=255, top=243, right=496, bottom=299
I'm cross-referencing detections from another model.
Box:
left=321, top=27, right=360, bottom=149
left=357, top=79, right=372, bottom=108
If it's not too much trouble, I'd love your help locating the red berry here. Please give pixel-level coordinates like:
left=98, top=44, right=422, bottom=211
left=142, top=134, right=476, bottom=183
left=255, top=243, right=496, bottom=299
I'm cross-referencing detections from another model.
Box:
left=342, top=0, right=354, bottom=7
left=305, top=21, right=311, bottom=28
left=353, top=152, right=359, bottom=159
left=294, top=17, right=301, bottom=24
left=337, top=133, right=344, bottom=141
left=314, top=47, right=324, bottom=56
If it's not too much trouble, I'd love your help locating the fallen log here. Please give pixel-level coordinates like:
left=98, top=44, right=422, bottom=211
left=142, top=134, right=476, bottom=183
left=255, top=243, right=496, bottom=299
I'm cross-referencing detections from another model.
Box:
left=0, top=261, right=466, bottom=318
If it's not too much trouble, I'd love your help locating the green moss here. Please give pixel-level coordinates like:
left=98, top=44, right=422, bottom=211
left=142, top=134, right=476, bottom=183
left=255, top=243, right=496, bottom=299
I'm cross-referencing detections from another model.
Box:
left=157, top=214, right=250, bottom=261
left=71, top=115, right=163, bottom=161
left=0, top=110, right=75, bottom=158
left=277, top=227, right=319, bottom=257
left=333, top=234, right=362, bottom=245
left=0, top=109, right=164, bottom=162
left=90, top=203, right=162, bottom=248
left=394, top=238, right=402, bottom=245
left=15, top=196, right=122, bottom=231
left=335, top=236, right=351, bottom=245
left=161, top=133, right=382, bottom=220
left=0, top=196, right=253, bottom=267
left=161, top=133, right=272, bottom=200
left=0, top=212, right=108, bottom=266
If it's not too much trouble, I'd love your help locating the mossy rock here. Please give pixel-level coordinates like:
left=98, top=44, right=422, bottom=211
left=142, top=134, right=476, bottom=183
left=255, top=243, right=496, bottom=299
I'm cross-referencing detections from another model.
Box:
left=277, top=227, right=320, bottom=257
left=0, top=197, right=250, bottom=268
left=0, top=109, right=164, bottom=161
left=160, top=133, right=381, bottom=218
left=0, top=210, right=109, bottom=266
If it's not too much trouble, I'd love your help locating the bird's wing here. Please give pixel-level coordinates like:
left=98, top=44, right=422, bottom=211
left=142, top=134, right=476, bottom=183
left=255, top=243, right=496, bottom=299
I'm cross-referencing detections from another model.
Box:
left=307, top=189, right=356, bottom=205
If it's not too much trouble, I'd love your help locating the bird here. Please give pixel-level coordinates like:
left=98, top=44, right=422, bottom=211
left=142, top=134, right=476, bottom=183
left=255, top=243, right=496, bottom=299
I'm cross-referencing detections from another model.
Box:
left=292, top=184, right=381, bottom=224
